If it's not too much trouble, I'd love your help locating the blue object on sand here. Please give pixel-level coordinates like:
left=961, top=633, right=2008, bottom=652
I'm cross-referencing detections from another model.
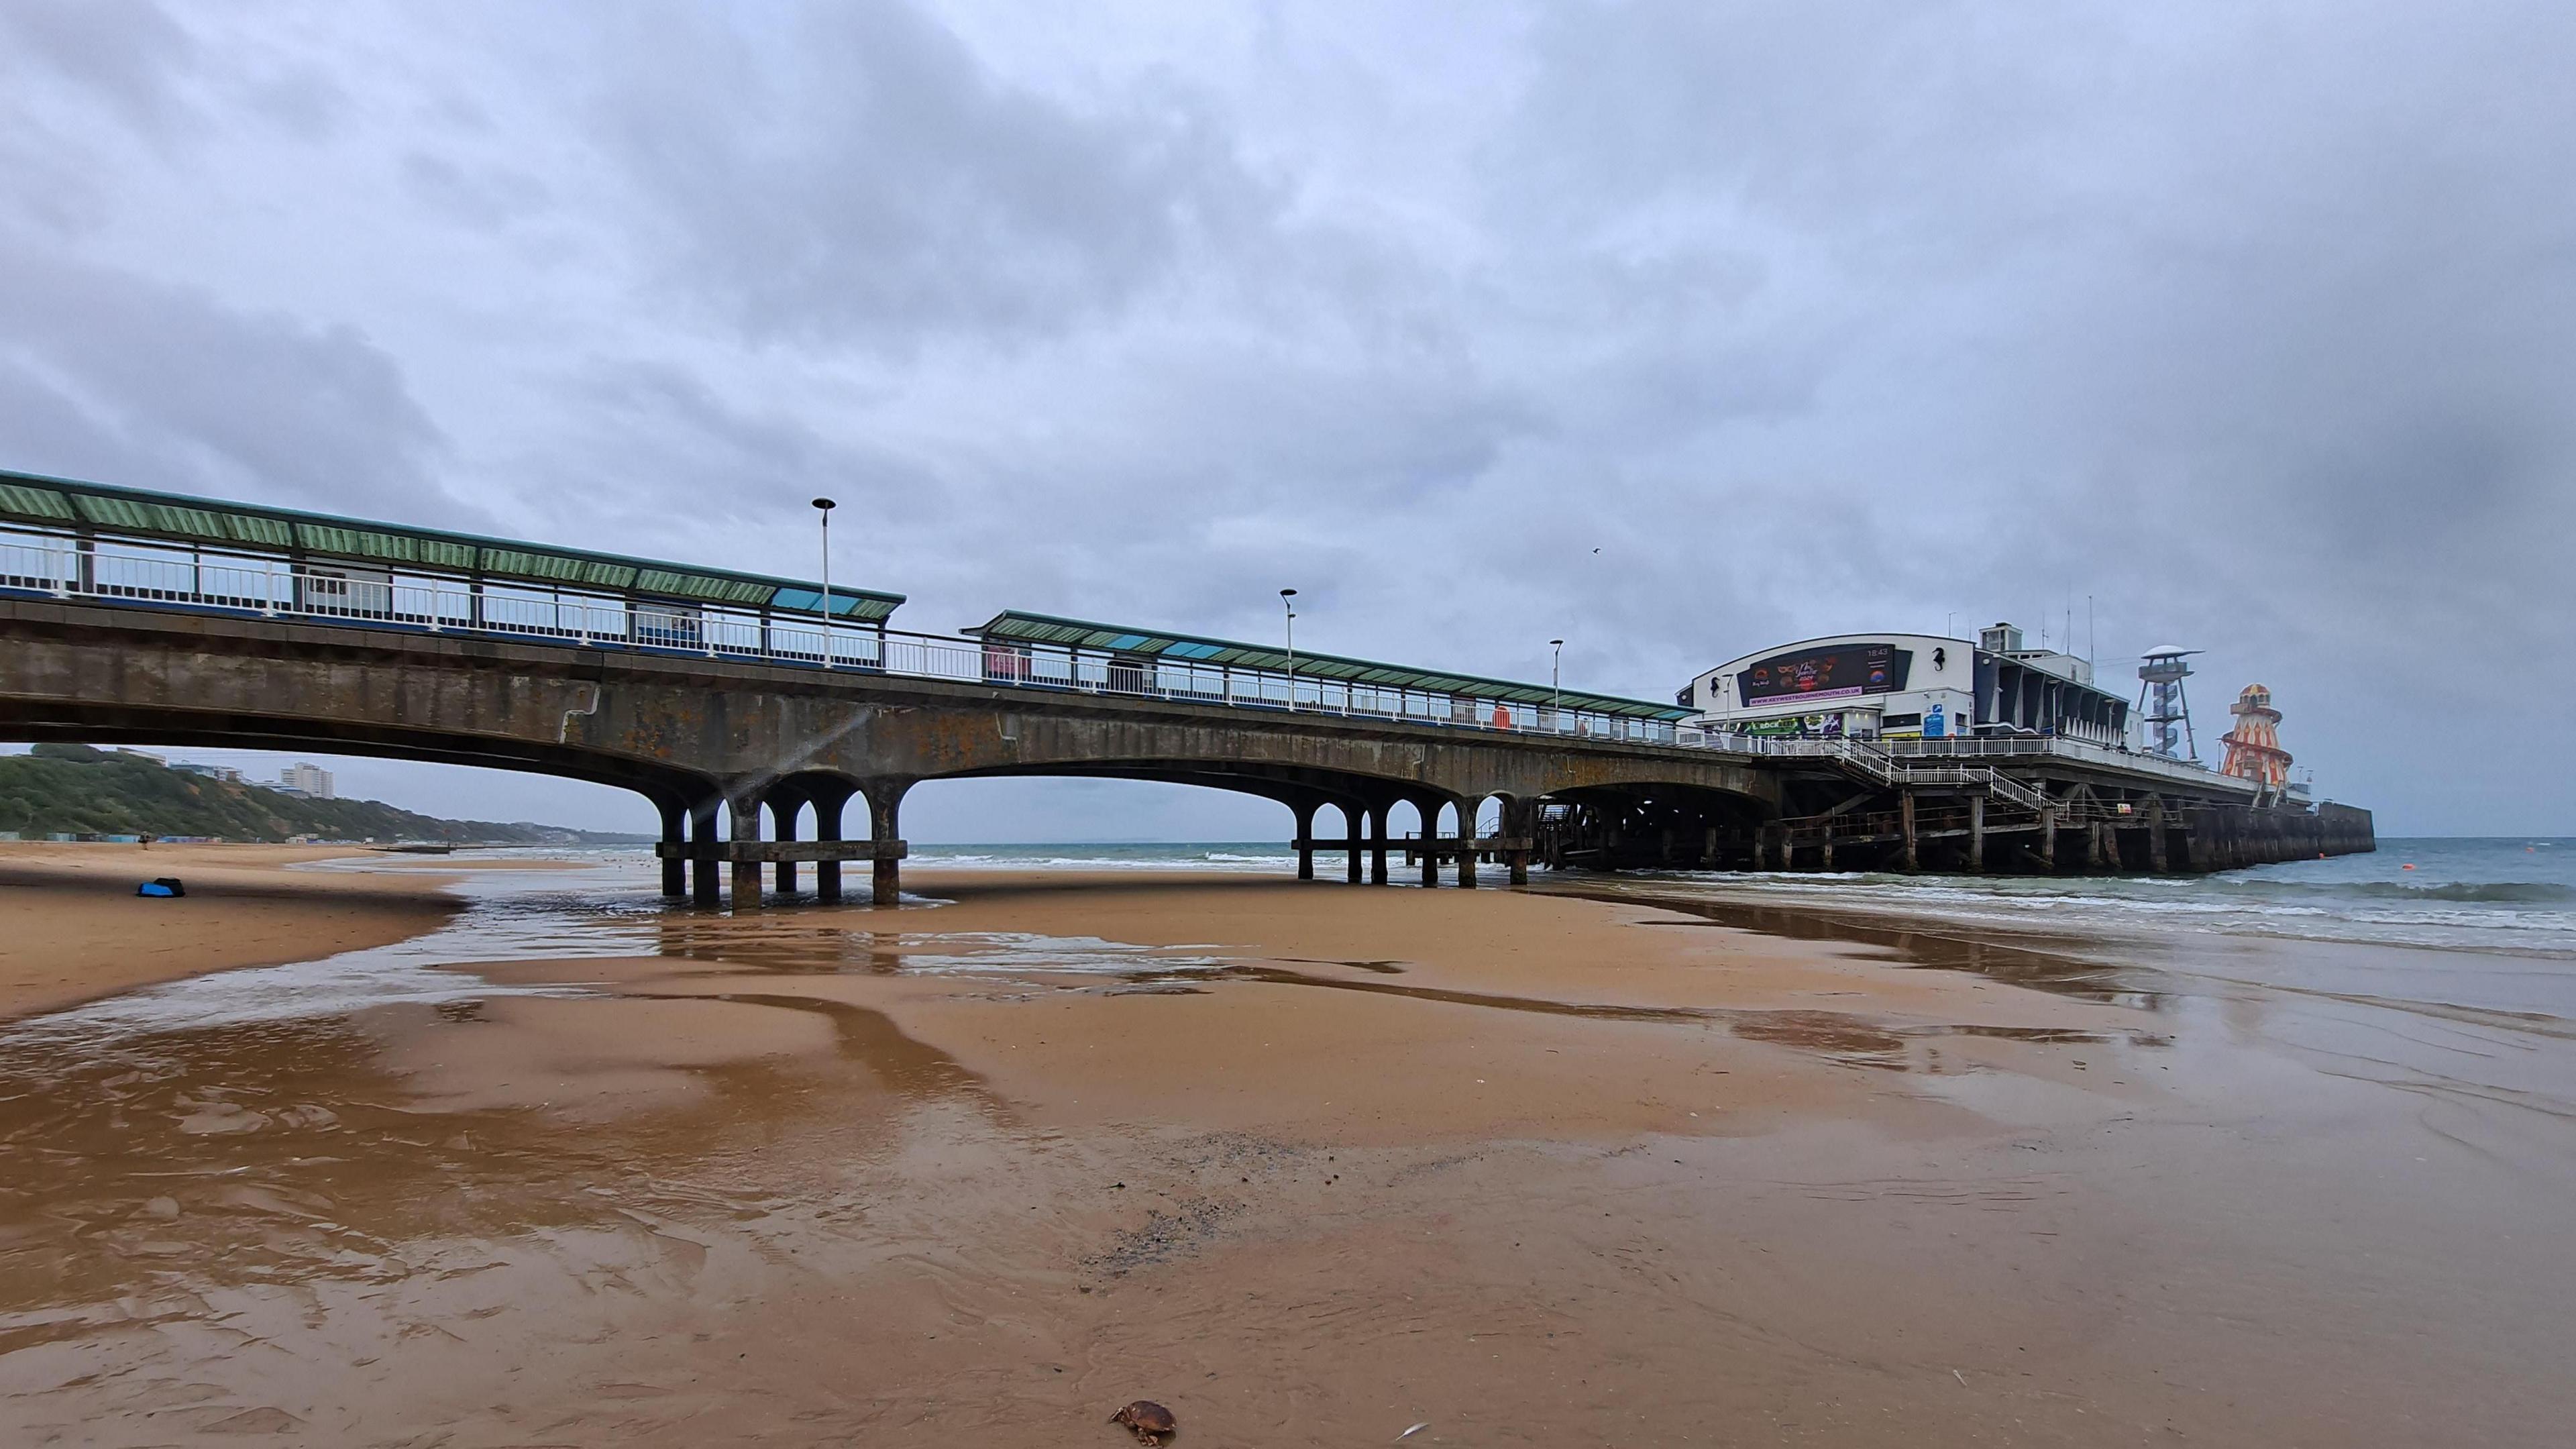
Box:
left=136, top=877, right=186, bottom=898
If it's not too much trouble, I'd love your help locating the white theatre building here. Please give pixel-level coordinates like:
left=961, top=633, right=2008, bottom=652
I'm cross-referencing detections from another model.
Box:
left=1678, top=623, right=2131, bottom=746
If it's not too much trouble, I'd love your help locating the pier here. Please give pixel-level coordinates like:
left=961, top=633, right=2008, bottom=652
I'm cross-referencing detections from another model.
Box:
left=0, top=470, right=2372, bottom=904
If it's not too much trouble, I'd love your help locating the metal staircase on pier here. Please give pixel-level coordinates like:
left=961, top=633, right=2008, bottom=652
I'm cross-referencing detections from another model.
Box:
left=1821, top=740, right=2051, bottom=810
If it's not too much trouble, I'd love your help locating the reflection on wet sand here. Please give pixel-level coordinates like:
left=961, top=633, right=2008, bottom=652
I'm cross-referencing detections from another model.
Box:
left=3, top=864, right=2573, bottom=1445
left=1548, top=879, right=2165, bottom=1006
left=1202, top=961, right=2159, bottom=1071
left=0, top=996, right=979, bottom=1309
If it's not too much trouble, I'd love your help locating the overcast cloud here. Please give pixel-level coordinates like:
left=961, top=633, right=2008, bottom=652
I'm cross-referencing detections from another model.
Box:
left=3, top=0, right=2569, bottom=837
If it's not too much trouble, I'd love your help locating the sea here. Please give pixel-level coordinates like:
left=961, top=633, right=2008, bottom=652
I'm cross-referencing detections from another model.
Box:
left=897, top=837, right=2576, bottom=956
left=403, top=835, right=2576, bottom=957
left=1611, top=835, right=2576, bottom=957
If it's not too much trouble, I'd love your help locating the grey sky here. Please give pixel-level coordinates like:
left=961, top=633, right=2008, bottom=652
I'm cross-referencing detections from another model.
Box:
left=3, top=1, right=2569, bottom=837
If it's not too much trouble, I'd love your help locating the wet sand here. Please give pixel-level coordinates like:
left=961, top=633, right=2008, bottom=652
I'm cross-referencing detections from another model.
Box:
left=2, top=865, right=2570, bottom=1445
left=0, top=843, right=459, bottom=1019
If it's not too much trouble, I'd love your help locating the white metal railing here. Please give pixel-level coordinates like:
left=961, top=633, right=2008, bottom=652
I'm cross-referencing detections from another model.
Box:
left=0, top=525, right=2300, bottom=794
left=1729, top=737, right=2055, bottom=807
left=1884, top=735, right=2258, bottom=794
left=0, top=528, right=1693, bottom=749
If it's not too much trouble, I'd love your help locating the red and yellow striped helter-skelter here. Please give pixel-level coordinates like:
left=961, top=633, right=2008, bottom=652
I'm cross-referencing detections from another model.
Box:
left=2218, top=684, right=2293, bottom=788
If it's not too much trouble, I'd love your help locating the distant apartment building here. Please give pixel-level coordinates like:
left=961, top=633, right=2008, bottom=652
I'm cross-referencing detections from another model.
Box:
left=170, top=761, right=245, bottom=784
left=278, top=762, right=335, bottom=799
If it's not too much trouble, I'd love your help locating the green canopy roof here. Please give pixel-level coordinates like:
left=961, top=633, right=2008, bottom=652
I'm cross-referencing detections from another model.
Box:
left=968, top=610, right=1690, bottom=720
left=0, top=470, right=905, bottom=622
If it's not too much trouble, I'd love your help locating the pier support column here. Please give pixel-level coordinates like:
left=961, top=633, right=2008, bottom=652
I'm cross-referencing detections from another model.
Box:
left=1417, top=798, right=1442, bottom=888
left=2086, top=820, right=2106, bottom=871
left=729, top=796, right=765, bottom=910
left=1968, top=796, right=1986, bottom=873
left=2039, top=804, right=2058, bottom=871
left=1821, top=836, right=1835, bottom=871
left=1368, top=804, right=1389, bottom=885
left=769, top=788, right=804, bottom=898
left=1898, top=791, right=1919, bottom=873
left=812, top=784, right=852, bottom=905
left=2145, top=796, right=2169, bottom=873
left=865, top=780, right=909, bottom=906
left=1456, top=797, right=1480, bottom=889
left=657, top=797, right=686, bottom=898
left=1505, top=799, right=1532, bottom=885
left=1294, top=800, right=1318, bottom=881
left=689, top=798, right=722, bottom=907
left=1346, top=804, right=1364, bottom=883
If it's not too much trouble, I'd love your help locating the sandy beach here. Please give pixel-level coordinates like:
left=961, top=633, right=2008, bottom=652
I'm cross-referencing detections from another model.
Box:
left=1, top=858, right=2569, bottom=1445
left=0, top=843, right=461, bottom=1020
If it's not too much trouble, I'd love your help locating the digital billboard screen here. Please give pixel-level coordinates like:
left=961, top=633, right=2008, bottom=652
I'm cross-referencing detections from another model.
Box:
left=1737, top=643, right=1910, bottom=704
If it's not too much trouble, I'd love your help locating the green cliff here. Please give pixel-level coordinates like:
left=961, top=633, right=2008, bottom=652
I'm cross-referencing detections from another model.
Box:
left=0, top=745, right=647, bottom=845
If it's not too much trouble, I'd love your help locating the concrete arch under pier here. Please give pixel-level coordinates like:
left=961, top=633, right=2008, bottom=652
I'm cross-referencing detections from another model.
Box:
left=0, top=598, right=1786, bottom=908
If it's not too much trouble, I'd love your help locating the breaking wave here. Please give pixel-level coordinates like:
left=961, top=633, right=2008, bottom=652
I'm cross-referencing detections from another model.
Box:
left=2322, top=881, right=2576, bottom=904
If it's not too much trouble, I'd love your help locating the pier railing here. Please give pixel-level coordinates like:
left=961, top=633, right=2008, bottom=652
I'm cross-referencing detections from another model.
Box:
left=0, top=527, right=1687, bottom=747
left=1882, top=735, right=2286, bottom=797
left=0, top=524, right=2284, bottom=798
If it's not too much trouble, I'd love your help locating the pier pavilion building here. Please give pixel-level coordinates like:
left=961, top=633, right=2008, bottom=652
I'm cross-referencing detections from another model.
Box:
left=1679, top=623, right=2130, bottom=748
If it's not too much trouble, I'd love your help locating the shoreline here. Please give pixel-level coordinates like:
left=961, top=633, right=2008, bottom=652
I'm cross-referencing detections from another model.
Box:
left=0, top=842, right=464, bottom=1020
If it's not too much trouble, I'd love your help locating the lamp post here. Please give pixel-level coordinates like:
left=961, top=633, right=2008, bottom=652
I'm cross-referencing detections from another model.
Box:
left=1280, top=588, right=1298, bottom=711
left=1550, top=639, right=1564, bottom=728
left=811, top=497, right=837, bottom=668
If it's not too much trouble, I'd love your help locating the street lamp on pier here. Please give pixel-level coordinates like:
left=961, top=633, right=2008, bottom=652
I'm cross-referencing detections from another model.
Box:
left=1550, top=639, right=1565, bottom=727
left=1280, top=588, right=1298, bottom=711
left=811, top=497, right=837, bottom=668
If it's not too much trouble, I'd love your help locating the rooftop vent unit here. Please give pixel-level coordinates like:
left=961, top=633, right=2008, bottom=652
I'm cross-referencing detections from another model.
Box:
left=1980, top=622, right=2024, bottom=653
